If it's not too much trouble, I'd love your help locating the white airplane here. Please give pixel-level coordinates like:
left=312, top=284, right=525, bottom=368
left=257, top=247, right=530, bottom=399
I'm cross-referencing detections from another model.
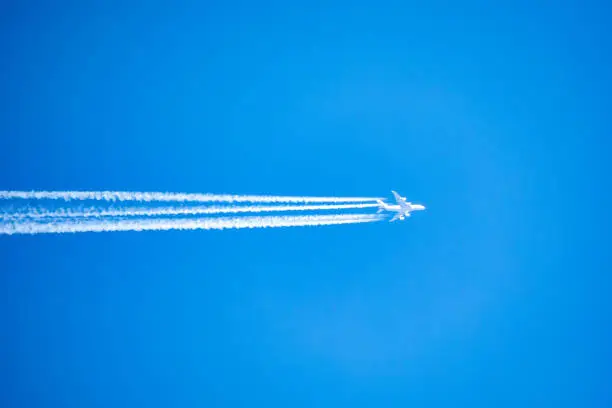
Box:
left=377, top=191, right=426, bottom=222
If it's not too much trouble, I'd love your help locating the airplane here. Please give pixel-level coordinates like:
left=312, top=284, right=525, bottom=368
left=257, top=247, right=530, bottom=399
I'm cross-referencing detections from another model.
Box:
left=377, top=191, right=426, bottom=222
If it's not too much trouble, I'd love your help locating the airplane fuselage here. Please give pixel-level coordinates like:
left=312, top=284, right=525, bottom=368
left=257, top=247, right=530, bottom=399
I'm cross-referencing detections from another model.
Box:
left=380, top=203, right=402, bottom=212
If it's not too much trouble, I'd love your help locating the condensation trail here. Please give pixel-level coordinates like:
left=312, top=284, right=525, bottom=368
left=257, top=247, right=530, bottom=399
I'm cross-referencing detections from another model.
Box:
left=0, top=191, right=381, bottom=203
left=0, top=214, right=384, bottom=235
left=3, top=203, right=380, bottom=220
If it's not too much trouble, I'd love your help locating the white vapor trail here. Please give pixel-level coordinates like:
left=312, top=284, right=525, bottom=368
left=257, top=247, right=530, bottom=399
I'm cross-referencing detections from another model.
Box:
left=0, top=214, right=384, bottom=235
left=2, top=203, right=380, bottom=220
left=0, top=191, right=381, bottom=203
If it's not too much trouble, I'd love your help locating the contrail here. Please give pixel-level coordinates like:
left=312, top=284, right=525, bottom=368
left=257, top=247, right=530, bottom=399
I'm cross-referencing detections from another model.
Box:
left=0, top=214, right=384, bottom=235
left=3, top=203, right=380, bottom=220
left=0, top=191, right=381, bottom=203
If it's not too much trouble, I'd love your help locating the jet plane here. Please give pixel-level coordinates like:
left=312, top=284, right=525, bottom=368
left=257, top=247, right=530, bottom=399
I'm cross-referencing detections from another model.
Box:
left=377, top=191, right=426, bottom=222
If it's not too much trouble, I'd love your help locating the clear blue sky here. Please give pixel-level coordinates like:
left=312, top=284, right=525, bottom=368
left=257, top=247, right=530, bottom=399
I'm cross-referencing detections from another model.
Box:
left=1, top=1, right=610, bottom=407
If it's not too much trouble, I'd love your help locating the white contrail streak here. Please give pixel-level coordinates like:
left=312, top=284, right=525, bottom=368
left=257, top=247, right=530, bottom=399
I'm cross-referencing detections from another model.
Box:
left=3, top=203, right=380, bottom=220
left=0, top=191, right=381, bottom=203
left=0, top=214, right=384, bottom=235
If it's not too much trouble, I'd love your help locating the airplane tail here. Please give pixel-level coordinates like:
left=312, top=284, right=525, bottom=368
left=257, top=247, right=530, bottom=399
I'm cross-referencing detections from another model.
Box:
left=376, top=200, right=385, bottom=213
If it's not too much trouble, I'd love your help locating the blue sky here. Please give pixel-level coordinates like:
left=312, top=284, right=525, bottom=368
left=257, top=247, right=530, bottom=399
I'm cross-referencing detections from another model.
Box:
left=1, top=1, right=610, bottom=407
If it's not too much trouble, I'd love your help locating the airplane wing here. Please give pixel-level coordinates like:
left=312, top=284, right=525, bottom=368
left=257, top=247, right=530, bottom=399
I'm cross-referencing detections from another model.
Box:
left=389, top=213, right=402, bottom=222
left=392, top=191, right=410, bottom=211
